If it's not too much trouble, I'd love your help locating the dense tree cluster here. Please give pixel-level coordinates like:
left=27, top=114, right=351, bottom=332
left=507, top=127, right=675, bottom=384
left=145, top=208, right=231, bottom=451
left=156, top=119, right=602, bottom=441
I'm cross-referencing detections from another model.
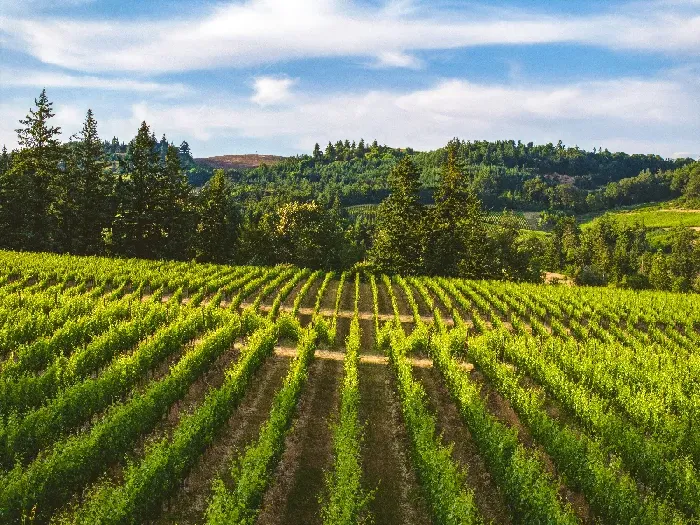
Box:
left=0, top=91, right=238, bottom=264
left=547, top=214, right=700, bottom=292
left=368, top=140, right=544, bottom=282
left=216, top=138, right=693, bottom=214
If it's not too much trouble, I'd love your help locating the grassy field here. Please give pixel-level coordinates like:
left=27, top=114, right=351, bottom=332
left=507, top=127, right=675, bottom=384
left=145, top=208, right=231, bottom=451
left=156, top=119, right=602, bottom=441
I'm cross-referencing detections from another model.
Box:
left=346, top=203, right=537, bottom=230
left=580, top=205, right=700, bottom=230
left=0, top=251, right=698, bottom=524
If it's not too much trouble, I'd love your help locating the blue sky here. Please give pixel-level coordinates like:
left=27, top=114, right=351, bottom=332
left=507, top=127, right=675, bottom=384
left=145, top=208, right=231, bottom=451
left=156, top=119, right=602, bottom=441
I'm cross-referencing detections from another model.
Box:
left=0, top=0, right=699, bottom=158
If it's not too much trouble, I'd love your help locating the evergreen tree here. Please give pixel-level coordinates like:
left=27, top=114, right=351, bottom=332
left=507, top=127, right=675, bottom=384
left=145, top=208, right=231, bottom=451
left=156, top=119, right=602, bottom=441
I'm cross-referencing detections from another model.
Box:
left=196, top=169, right=240, bottom=263
left=179, top=141, right=191, bottom=158
left=57, top=109, right=111, bottom=254
left=0, top=146, right=9, bottom=175
left=160, top=144, right=193, bottom=259
left=9, top=89, right=63, bottom=251
left=423, top=138, right=486, bottom=277
left=325, top=141, right=335, bottom=161
left=356, top=138, right=366, bottom=158
left=158, top=134, right=168, bottom=163
left=369, top=157, right=424, bottom=274
left=313, top=143, right=322, bottom=160
left=112, top=121, right=161, bottom=258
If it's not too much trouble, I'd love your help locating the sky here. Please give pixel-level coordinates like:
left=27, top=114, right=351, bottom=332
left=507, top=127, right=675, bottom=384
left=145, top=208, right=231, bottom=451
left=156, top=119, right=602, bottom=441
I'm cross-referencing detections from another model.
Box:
left=0, top=0, right=699, bottom=159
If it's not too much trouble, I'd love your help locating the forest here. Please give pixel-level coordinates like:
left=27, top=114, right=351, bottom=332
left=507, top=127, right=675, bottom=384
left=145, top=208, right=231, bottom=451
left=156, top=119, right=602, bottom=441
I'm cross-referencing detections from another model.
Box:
left=1, top=90, right=699, bottom=292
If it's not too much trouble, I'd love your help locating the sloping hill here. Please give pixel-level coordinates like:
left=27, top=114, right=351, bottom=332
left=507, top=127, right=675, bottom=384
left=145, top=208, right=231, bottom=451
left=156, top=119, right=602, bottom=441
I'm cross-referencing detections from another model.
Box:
left=195, top=154, right=286, bottom=170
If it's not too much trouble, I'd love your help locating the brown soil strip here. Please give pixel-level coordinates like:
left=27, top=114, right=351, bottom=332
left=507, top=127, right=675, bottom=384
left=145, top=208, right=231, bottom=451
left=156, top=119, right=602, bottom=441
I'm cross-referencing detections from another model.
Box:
left=340, top=276, right=355, bottom=312
left=281, top=279, right=307, bottom=309
left=358, top=360, right=432, bottom=525
left=150, top=353, right=293, bottom=524
left=133, top=341, right=242, bottom=458
left=272, top=346, right=469, bottom=370
left=413, top=364, right=513, bottom=525
left=256, top=356, right=343, bottom=525
left=300, top=277, right=322, bottom=309
left=409, top=282, right=434, bottom=318
left=391, top=280, right=414, bottom=319
left=375, top=280, right=393, bottom=318
left=467, top=366, right=593, bottom=523
left=359, top=317, right=380, bottom=355
left=252, top=304, right=443, bottom=326
left=358, top=281, right=372, bottom=312
left=320, top=279, right=341, bottom=311
left=334, top=316, right=351, bottom=348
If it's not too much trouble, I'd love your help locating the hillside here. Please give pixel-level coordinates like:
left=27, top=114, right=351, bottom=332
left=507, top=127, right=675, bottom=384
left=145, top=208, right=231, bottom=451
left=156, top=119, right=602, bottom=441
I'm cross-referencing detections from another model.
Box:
left=1, top=251, right=699, bottom=524
left=194, top=154, right=286, bottom=170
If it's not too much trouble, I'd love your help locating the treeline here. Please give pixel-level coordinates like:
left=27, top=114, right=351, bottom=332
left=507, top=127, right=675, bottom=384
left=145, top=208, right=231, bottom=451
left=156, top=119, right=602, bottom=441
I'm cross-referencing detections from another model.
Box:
left=0, top=91, right=234, bottom=262
left=221, top=138, right=695, bottom=212
left=548, top=215, right=700, bottom=292
left=1, top=91, right=698, bottom=292
left=366, top=140, right=544, bottom=282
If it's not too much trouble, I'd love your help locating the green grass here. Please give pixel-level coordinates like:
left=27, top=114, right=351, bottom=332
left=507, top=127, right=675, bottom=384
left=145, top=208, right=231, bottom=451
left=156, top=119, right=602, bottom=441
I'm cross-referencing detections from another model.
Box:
left=581, top=207, right=700, bottom=230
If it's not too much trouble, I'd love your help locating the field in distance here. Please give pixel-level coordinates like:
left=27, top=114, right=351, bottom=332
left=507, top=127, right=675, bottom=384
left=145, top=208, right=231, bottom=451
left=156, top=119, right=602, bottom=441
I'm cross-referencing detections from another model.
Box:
left=580, top=204, right=700, bottom=230
left=0, top=250, right=698, bottom=525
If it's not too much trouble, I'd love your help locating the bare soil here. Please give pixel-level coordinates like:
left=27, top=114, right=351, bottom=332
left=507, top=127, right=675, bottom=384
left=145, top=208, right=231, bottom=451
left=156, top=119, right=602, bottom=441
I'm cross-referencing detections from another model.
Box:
left=468, top=366, right=593, bottom=523
left=151, top=353, right=293, bottom=524
left=256, top=356, right=343, bottom=525
left=281, top=278, right=307, bottom=309
left=413, top=364, right=513, bottom=525
left=300, top=277, right=323, bottom=310
left=358, top=359, right=432, bottom=525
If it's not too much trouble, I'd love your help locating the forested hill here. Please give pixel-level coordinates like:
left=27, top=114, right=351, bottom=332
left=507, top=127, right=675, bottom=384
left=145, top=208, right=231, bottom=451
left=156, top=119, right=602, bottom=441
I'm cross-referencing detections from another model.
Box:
left=1, top=90, right=699, bottom=293
left=218, top=139, right=694, bottom=211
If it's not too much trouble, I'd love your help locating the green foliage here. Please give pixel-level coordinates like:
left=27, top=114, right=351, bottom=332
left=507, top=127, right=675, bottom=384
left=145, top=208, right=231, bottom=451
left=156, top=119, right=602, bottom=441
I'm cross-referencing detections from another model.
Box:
left=382, top=325, right=482, bottom=525
left=195, top=169, right=241, bottom=263
left=322, top=275, right=371, bottom=524
left=205, top=325, right=319, bottom=525
left=368, top=158, right=424, bottom=274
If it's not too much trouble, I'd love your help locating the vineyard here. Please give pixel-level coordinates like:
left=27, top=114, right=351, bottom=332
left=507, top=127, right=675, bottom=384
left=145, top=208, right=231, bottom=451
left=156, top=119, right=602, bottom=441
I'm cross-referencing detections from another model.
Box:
left=0, top=251, right=698, bottom=524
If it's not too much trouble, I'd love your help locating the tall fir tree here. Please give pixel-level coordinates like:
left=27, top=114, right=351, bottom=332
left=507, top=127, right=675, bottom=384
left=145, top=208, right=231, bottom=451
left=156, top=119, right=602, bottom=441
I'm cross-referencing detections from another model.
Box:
left=62, top=109, right=112, bottom=254
left=196, top=169, right=240, bottom=263
left=369, top=157, right=424, bottom=274
left=424, top=138, right=486, bottom=277
left=112, top=121, right=161, bottom=258
left=159, top=143, right=193, bottom=259
left=8, top=89, right=63, bottom=251
left=0, top=146, right=9, bottom=175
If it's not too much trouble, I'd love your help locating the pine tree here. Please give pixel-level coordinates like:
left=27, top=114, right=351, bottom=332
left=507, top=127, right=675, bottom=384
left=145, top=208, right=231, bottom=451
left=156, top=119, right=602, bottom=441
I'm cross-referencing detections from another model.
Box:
left=424, top=138, right=486, bottom=277
left=369, top=157, right=424, bottom=274
left=9, top=89, right=63, bottom=251
left=357, top=138, right=366, bottom=158
left=112, top=121, right=161, bottom=258
left=196, top=169, right=240, bottom=263
left=313, top=143, right=322, bottom=160
left=160, top=144, right=193, bottom=259
left=64, top=109, right=112, bottom=254
left=325, top=141, right=335, bottom=161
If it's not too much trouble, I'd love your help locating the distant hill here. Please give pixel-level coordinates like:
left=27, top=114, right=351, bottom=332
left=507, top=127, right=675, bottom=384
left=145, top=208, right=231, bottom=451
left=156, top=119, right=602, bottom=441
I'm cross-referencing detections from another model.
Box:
left=195, top=154, right=286, bottom=170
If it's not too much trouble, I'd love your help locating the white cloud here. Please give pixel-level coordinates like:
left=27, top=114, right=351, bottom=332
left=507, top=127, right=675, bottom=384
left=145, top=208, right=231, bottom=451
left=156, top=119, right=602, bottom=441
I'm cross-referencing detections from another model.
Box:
left=0, top=69, right=189, bottom=97
left=250, top=76, right=297, bottom=106
left=373, top=51, right=422, bottom=69
left=1, top=0, right=699, bottom=74
left=82, top=74, right=698, bottom=158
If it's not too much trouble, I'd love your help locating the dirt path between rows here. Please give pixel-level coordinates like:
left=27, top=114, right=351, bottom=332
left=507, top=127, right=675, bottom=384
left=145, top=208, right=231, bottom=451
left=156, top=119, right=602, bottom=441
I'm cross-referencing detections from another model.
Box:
left=151, top=353, right=293, bottom=524
left=358, top=359, right=432, bottom=525
left=468, top=365, right=593, bottom=523
left=256, top=356, right=343, bottom=525
left=413, top=364, right=513, bottom=525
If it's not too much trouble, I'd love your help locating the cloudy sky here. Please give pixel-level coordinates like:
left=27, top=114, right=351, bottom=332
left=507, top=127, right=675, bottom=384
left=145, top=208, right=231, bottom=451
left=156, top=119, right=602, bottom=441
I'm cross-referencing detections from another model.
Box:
left=1, top=0, right=699, bottom=158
